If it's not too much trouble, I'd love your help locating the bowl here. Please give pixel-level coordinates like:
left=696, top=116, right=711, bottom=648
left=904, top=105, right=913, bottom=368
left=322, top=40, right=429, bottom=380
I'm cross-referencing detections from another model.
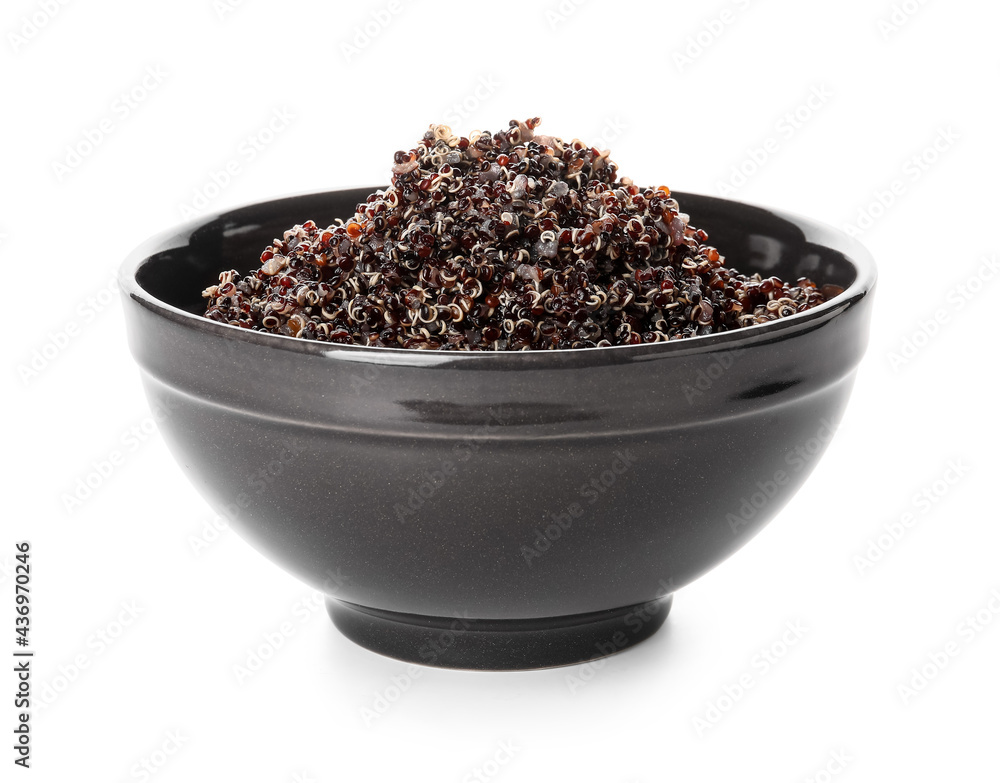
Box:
left=119, top=187, right=876, bottom=670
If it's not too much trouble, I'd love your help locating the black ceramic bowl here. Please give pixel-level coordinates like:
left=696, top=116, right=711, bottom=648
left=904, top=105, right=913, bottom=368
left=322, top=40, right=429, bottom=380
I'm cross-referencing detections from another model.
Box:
left=120, top=188, right=875, bottom=670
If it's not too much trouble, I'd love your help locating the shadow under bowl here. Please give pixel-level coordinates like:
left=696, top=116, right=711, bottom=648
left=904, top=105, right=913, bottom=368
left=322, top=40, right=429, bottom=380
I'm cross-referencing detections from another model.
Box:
left=120, top=188, right=876, bottom=670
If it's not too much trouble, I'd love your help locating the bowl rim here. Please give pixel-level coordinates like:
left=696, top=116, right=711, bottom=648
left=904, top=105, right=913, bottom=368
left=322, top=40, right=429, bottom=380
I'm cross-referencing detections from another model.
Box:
left=120, top=187, right=877, bottom=366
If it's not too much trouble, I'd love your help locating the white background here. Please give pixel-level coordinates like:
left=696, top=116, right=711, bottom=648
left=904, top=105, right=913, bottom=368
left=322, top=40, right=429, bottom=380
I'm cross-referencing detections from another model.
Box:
left=6, top=0, right=1000, bottom=780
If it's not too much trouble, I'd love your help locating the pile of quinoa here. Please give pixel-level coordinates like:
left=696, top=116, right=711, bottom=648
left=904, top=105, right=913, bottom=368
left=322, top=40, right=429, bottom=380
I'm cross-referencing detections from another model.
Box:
left=202, top=118, right=840, bottom=350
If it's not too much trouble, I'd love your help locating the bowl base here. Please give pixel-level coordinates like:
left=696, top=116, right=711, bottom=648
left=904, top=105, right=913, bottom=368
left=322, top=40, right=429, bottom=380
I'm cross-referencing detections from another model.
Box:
left=326, top=596, right=672, bottom=671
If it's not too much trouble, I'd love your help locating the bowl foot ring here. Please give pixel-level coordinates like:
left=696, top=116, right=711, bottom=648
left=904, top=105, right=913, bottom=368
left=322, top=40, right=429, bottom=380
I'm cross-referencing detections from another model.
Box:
left=326, top=595, right=672, bottom=671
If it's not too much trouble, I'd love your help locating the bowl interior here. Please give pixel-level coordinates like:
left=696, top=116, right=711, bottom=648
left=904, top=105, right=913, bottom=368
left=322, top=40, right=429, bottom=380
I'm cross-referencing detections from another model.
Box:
left=134, top=188, right=864, bottom=319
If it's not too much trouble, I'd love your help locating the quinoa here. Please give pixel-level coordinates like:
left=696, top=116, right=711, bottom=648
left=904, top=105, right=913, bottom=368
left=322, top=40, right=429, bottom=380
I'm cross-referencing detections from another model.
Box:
left=202, top=118, right=842, bottom=350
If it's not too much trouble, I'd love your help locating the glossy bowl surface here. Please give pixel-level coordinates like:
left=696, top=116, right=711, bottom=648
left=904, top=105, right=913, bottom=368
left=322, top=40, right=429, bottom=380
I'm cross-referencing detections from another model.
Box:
left=120, top=188, right=875, bottom=669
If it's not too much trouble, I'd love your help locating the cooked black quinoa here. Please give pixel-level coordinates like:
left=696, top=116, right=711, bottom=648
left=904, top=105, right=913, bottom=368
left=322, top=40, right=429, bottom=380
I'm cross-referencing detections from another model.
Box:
left=202, top=118, right=840, bottom=350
